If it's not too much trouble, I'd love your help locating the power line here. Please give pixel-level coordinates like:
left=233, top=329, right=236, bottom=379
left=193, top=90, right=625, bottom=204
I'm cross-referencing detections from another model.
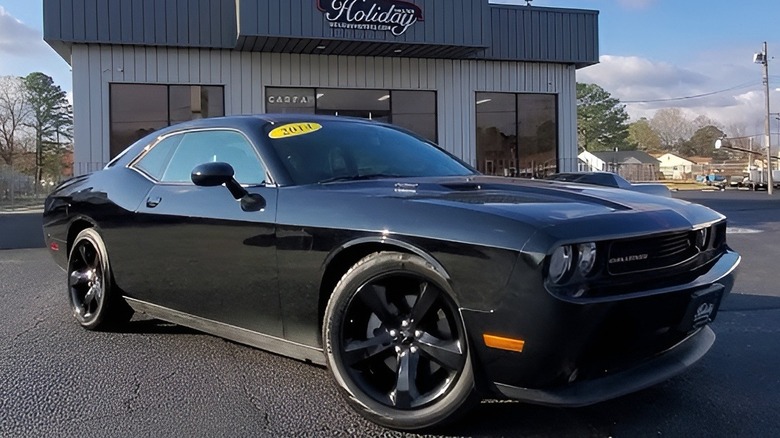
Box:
left=621, top=81, right=759, bottom=104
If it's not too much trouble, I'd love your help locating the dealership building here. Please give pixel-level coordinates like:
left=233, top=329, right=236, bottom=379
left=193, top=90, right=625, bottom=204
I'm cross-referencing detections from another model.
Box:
left=43, top=0, right=598, bottom=176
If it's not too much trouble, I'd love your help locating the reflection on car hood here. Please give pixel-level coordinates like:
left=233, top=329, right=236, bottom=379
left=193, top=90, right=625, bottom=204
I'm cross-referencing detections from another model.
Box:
left=311, top=175, right=723, bottom=245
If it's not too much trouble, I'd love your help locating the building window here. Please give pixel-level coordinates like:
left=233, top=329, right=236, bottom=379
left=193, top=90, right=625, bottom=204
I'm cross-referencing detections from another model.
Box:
left=475, top=92, right=558, bottom=178
left=266, top=87, right=437, bottom=142
left=109, top=84, right=224, bottom=159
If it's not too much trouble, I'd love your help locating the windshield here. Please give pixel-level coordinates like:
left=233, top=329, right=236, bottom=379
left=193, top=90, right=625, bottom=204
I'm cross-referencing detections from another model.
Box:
left=266, top=120, right=475, bottom=185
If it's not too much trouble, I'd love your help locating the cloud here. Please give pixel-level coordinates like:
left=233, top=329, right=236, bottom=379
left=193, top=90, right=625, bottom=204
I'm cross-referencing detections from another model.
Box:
left=616, top=0, right=657, bottom=10
left=576, top=54, right=767, bottom=136
left=0, top=6, right=46, bottom=56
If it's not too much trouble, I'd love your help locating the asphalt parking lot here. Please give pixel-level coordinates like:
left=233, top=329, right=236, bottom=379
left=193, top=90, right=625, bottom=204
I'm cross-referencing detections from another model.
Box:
left=1, top=189, right=779, bottom=437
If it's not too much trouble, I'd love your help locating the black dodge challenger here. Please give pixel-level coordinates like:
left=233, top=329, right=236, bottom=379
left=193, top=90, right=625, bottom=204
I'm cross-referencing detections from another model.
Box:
left=43, top=114, right=740, bottom=430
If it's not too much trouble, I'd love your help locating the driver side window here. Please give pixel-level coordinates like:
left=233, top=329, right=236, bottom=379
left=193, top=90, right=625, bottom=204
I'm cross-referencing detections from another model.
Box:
left=136, top=130, right=266, bottom=185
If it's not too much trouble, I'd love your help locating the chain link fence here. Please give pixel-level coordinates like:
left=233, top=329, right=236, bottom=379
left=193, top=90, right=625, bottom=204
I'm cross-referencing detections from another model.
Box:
left=0, top=161, right=82, bottom=213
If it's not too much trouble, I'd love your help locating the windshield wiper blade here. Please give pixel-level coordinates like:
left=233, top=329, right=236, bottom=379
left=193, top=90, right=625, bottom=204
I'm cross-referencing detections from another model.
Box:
left=318, top=174, right=405, bottom=184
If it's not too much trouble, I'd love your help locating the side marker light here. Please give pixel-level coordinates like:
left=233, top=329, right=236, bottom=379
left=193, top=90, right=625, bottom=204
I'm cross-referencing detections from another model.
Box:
left=483, top=334, right=525, bottom=352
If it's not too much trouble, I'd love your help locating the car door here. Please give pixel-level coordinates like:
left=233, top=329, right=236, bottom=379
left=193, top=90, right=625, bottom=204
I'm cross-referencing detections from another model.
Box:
left=125, top=128, right=282, bottom=336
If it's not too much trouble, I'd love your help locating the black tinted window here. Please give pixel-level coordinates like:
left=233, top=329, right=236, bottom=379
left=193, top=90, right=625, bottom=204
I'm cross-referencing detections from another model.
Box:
left=268, top=121, right=473, bottom=185
left=133, top=135, right=182, bottom=180
left=161, top=130, right=266, bottom=185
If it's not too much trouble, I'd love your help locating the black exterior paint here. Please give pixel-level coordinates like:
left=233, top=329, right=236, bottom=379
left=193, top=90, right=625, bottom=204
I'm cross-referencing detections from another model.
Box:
left=44, top=0, right=598, bottom=66
left=43, top=115, right=738, bottom=404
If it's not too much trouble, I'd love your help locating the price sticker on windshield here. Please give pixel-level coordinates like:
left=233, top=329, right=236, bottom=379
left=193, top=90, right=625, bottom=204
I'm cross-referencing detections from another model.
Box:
left=268, top=122, right=322, bottom=139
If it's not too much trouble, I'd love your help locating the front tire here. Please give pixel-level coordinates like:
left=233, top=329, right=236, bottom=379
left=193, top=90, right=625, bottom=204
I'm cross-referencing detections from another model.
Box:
left=67, top=228, right=132, bottom=330
left=323, top=252, right=477, bottom=430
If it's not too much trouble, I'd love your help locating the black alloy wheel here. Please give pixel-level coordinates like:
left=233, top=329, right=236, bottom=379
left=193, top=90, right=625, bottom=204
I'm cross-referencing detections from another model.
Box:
left=324, top=252, right=477, bottom=430
left=67, top=228, right=132, bottom=330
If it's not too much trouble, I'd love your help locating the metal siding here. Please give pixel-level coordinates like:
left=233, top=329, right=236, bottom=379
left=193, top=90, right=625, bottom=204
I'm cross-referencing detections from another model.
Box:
left=83, top=0, right=97, bottom=41
left=71, top=46, right=576, bottom=175
left=71, top=46, right=91, bottom=168
left=47, top=1, right=594, bottom=64
left=130, top=0, right=143, bottom=43
left=188, top=0, right=200, bottom=46
left=43, top=0, right=62, bottom=41
left=60, top=0, right=74, bottom=40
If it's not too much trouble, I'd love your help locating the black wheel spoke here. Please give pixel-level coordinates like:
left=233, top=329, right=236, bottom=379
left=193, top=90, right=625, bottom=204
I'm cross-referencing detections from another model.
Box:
left=409, top=282, right=439, bottom=327
left=343, top=332, right=394, bottom=366
left=358, top=284, right=396, bottom=324
left=83, top=286, right=97, bottom=310
left=69, top=269, right=90, bottom=287
left=417, top=332, right=464, bottom=371
left=78, top=244, right=89, bottom=266
left=391, top=349, right=420, bottom=409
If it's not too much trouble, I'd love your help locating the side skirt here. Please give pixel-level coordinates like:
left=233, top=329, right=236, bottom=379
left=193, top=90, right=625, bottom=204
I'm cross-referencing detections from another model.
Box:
left=124, top=297, right=326, bottom=366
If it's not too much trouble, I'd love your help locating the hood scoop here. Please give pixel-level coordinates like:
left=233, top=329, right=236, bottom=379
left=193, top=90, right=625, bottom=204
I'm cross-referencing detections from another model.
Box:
left=441, top=182, right=482, bottom=191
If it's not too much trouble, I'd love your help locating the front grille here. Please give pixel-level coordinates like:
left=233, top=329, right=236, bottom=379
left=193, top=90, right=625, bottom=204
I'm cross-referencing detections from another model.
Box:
left=607, top=231, right=696, bottom=275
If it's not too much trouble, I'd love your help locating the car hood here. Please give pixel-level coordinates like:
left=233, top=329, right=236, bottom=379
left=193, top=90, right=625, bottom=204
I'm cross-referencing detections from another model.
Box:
left=306, top=175, right=724, bottom=249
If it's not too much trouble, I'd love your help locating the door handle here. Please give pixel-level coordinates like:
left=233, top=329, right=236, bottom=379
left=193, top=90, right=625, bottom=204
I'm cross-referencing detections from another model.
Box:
left=146, top=197, right=162, bottom=208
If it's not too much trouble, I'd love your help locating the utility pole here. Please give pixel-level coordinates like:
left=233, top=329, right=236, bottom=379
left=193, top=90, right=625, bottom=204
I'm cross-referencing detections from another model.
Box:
left=755, top=42, right=773, bottom=194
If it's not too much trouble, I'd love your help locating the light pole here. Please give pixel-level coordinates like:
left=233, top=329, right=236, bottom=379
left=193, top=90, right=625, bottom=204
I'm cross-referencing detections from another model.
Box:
left=754, top=42, right=773, bottom=194
left=773, top=113, right=780, bottom=164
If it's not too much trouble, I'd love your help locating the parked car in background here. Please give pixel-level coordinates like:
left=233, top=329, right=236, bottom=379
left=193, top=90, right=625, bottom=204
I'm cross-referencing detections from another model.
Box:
left=729, top=175, right=745, bottom=188
left=545, top=171, right=671, bottom=197
left=42, top=115, right=738, bottom=430
left=705, top=174, right=727, bottom=190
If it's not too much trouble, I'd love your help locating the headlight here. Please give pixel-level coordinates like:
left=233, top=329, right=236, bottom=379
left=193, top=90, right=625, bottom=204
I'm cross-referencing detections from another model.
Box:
left=549, top=245, right=573, bottom=284
left=577, top=242, right=597, bottom=276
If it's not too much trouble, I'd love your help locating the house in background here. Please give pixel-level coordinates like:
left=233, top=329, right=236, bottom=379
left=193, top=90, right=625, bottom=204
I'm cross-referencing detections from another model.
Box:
left=577, top=150, right=661, bottom=182
left=656, top=153, right=695, bottom=179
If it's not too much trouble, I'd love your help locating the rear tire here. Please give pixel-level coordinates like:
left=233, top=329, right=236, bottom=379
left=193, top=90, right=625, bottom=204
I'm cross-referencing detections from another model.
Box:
left=323, top=252, right=477, bottom=431
left=67, top=228, right=133, bottom=330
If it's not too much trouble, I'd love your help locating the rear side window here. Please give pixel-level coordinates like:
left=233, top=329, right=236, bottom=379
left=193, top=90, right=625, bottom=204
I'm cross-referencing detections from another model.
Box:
left=132, top=130, right=267, bottom=185
left=134, top=135, right=182, bottom=180
left=161, top=130, right=266, bottom=185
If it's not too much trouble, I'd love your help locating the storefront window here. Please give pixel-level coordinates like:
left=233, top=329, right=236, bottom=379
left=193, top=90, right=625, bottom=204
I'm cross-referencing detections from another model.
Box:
left=266, top=87, right=437, bottom=142
left=109, top=84, right=224, bottom=158
left=391, top=91, right=436, bottom=142
left=476, top=92, right=557, bottom=177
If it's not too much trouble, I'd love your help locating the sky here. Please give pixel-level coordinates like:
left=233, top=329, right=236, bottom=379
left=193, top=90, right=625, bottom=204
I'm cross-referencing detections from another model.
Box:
left=1, top=0, right=779, bottom=138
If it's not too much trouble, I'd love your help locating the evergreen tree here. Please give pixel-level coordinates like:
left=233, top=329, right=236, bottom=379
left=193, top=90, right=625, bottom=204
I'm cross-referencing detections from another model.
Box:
left=576, top=83, right=632, bottom=151
left=22, top=72, right=73, bottom=187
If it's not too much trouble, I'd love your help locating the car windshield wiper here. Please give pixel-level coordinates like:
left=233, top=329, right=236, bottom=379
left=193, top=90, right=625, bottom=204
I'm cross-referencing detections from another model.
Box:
left=318, top=173, right=406, bottom=184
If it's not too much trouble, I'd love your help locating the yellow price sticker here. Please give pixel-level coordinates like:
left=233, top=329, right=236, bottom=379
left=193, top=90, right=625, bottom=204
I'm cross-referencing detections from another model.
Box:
left=268, top=122, right=322, bottom=139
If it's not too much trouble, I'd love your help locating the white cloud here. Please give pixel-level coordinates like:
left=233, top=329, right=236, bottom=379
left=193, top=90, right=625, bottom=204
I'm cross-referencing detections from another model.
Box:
left=576, top=54, right=768, bottom=136
left=616, top=0, right=657, bottom=10
left=0, top=6, right=46, bottom=55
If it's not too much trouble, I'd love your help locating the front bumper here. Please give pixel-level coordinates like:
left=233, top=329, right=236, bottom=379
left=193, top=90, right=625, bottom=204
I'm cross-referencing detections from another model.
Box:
left=494, top=325, right=715, bottom=407
left=462, top=249, right=739, bottom=405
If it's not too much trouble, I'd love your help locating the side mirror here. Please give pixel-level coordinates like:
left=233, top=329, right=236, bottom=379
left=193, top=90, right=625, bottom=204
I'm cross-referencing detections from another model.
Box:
left=192, top=162, right=235, bottom=187
left=191, top=162, right=266, bottom=212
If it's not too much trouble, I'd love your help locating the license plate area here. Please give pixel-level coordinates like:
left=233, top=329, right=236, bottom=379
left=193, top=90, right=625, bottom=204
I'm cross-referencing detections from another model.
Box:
left=676, top=285, right=724, bottom=333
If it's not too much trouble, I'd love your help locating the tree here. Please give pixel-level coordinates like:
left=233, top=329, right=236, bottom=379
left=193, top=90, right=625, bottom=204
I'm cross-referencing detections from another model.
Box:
left=0, top=76, right=31, bottom=166
left=628, top=118, right=662, bottom=153
left=576, top=83, right=632, bottom=151
left=649, top=108, right=696, bottom=153
left=678, top=125, right=724, bottom=158
left=23, top=72, right=73, bottom=187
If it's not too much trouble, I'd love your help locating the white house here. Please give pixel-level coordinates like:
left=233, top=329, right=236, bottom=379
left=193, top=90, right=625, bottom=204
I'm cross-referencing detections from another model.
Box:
left=656, top=153, right=695, bottom=180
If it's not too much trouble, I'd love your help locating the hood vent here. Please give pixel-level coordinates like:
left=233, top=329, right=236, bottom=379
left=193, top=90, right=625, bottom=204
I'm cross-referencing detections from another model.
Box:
left=441, top=182, right=482, bottom=191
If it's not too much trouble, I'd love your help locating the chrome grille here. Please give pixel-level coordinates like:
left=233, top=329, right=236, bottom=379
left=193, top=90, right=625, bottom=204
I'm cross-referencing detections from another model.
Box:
left=607, top=231, right=695, bottom=275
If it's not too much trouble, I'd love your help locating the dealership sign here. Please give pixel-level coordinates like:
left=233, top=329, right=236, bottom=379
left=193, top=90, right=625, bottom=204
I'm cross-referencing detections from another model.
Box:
left=317, top=0, right=423, bottom=36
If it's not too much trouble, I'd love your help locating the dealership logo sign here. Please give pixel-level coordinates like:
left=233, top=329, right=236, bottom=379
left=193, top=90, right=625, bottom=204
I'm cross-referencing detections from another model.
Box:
left=317, top=0, right=424, bottom=36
